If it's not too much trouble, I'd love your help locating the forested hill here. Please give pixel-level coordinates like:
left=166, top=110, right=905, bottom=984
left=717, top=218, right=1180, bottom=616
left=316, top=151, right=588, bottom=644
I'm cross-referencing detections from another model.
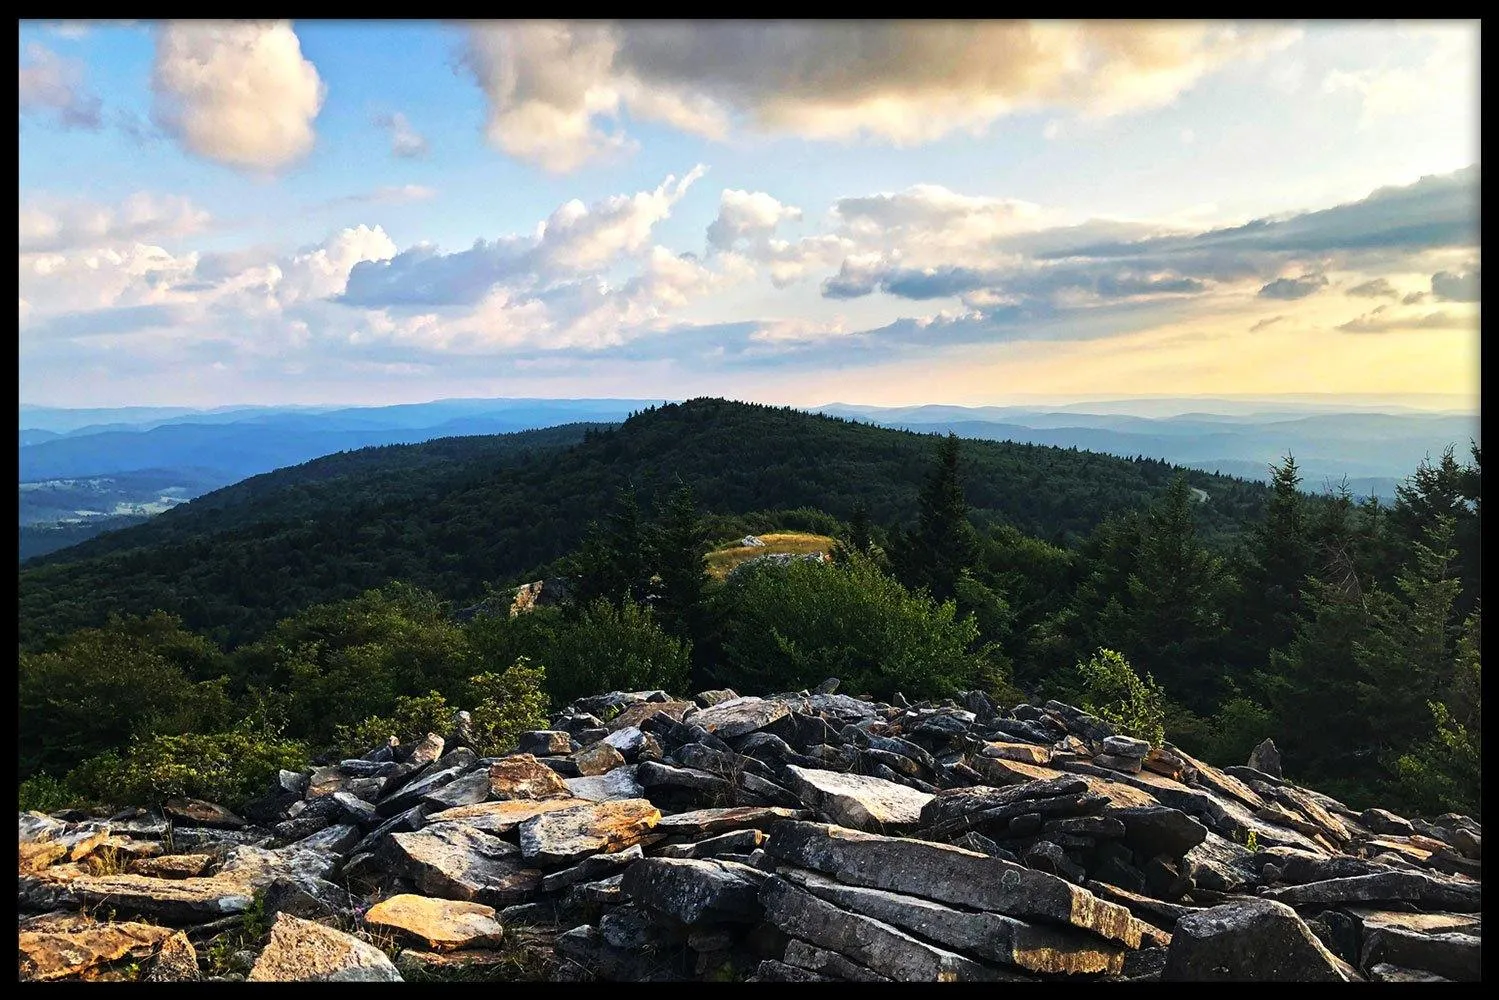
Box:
left=18, top=398, right=1270, bottom=648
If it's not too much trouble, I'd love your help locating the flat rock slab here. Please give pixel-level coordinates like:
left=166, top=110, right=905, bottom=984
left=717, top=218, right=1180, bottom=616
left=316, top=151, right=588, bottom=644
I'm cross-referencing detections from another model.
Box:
left=540, top=844, right=645, bottom=893
left=622, top=857, right=765, bottom=925
left=764, top=821, right=1139, bottom=947
left=1358, top=922, right=1481, bottom=982
left=420, top=770, right=492, bottom=811
left=163, top=797, right=245, bottom=829
left=780, top=867, right=1125, bottom=976
left=363, top=893, right=505, bottom=952
left=1162, top=898, right=1359, bottom=982
left=1261, top=871, right=1482, bottom=912
left=248, top=913, right=403, bottom=982
left=979, top=741, right=1052, bottom=765
left=427, top=797, right=591, bottom=835
left=565, top=766, right=644, bottom=802
left=610, top=699, right=695, bottom=731
left=488, top=754, right=572, bottom=800
left=388, top=822, right=541, bottom=905
left=654, top=806, right=808, bottom=838
left=781, top=939, right=891, bottom=981
left=127, top=854, right=214, bottom=879
left=783, top=765, right=933, bottom=831
left=688, top=697, right=792, bottom=739
left=761, top=876, right=1029, bottom=982
left=52, top=844, right=327, bottom=922
left=517, top=798, right=661, bottom=866
left=19, top=913, right=176, bottom=981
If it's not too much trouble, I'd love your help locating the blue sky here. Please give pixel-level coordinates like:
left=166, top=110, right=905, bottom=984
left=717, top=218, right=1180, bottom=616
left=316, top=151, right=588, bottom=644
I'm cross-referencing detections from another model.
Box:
left=18, top=20, right=1481, bottom=408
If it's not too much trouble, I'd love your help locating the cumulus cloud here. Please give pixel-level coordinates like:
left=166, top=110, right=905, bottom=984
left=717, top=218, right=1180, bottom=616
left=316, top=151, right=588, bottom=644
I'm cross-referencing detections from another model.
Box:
left=18, top=42, right=102, bottom=129
left=343, top=167, right=704, bottom=307
left=373, top=111, right=428, bottom=158
left=151, top=21, right=325, bottom=171
left=19, top=193, right=211, bottom=253
left=1346, top=277, right=1398, bottom=299
left=1431, top=268, right=1479, bottom=302
left=1259, top=273, right=1328, bottom=300
left=707, top=190, right=802, bottom=251
left=1337, top=306, right=1462, bottom=334
left=1250, top=315, right=1286, bottom=332
left=462, top=21, right=1293, bottom=170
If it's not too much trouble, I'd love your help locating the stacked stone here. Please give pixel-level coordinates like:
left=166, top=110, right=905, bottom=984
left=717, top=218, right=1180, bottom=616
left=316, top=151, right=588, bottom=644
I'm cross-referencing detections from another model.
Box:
left=17, top=683, right=1482, bottom=983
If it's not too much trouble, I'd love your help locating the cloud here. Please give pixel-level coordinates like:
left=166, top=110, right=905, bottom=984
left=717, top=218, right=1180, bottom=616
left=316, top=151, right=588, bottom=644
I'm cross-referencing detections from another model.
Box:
left=373, top=111, right=428, bottom=158
left=1259, top=273, right=1328, bottom=300
left=342, top=167, right=704, bottom=307
left=706, top=190, right=802, bottom=251
left=151, top=21, right=325, bottom=171
left=18, top=42, right=102, bottom=129
left=1337, top=306, right=1462, bottom=334
left=323, top=185, right=439, bottom=208
left=1346, top=277, right=1398, bottom=299
left=18, top=193, right=211, bottom=253
left=1402, top=291, right=1428, bottom=305
left=462, top=21, right=1293, bottom=170
left=1323, top=26, right=1478, bottom=127
left=1431, top=268, right=1479, bottom=302
left=1250, top=315, right=1286, bottom=332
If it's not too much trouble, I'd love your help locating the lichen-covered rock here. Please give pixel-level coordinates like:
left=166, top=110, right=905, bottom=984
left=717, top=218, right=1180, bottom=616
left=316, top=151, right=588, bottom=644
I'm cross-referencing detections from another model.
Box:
left=426, top=797, right=590, bottom=834
left=363, top=893, right=506, bottom=952
left=18, top=912, right=176, bottom=981
left=247, top=913, right=402, bottom=982
left=760, top=876, right=1028, bottom=982
left=488, top=754, right=572, bottom=800
left=779, top=867, right=1125, bottom=975
left=572, top=742, right=627, bottom=777
left=1162, top=898, right=1359, bottom=981
left=386, top=822, right=542, bottom=905
left=621, top=857, right=765, bottom=925
left=765, top=821, right=1139, bottom=947
left=126, top=853, right=214, bottom=879
left=517, top=798, right=661, bottom=866
left=783, top=765, right=933, bottom=831
left=564, top=765, right=645, bottom=802
left=688, top=696, right=792, bottom=739
left=163, top=797, right=245, bottom=829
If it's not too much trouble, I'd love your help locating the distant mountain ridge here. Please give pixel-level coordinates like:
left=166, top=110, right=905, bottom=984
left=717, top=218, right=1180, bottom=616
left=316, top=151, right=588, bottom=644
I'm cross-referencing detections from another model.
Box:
left=18, top=399, right=1273, bottom=648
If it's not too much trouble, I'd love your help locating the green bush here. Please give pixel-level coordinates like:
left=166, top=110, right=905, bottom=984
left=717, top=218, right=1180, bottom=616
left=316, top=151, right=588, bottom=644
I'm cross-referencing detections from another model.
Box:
left=1076, top=648, right=1166, bottom=747
left=540, top=600, right=691, bottom=705
left=333, top=660, right=550, bottom=758
left=230, top=583, right=473, bottom=745
left=19, top=773, right=74, bottom=813
left=19, top=613, right=233, bottom=780
left=66, top=724, right=309, bottom=810
left=717, top=553, right=983, bottom=700
left=467, top=661, right=551, bottom=755
left=333, top=690, right=454, bottom=758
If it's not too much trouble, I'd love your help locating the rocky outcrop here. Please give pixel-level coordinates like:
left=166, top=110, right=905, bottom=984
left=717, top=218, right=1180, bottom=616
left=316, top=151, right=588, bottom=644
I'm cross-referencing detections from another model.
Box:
left=16, top=686, right=1481, bottom=983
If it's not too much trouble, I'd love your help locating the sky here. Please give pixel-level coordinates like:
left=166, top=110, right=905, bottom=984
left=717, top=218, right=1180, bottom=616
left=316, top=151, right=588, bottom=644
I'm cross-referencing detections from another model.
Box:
left=18, top=20, right=1481, bottom=410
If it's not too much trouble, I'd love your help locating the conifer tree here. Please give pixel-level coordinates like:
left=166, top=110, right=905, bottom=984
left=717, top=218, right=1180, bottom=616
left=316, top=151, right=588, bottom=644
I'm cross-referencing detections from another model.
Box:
left=1123, top=474, right=1226, bottom=708
left=900, top=433, right=979, bottom=601
left=653, top=481, right=710, bottom=641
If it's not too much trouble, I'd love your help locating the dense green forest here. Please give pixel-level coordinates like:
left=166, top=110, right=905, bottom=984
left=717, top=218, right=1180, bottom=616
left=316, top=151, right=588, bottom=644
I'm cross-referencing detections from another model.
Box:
left=17, top=399, right=1481, bottom=823
left=18, top=399, right=1269, bottom=649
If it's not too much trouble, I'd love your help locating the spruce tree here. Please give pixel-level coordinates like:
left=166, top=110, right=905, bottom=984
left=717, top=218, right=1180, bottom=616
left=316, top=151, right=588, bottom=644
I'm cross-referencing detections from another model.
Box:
left=901, top=433, right=979, bottom=601
left=1123, top=474, right=1226, bottom=709
left=653, top=481, right=710, bottom=641
left=1236, top=455, right=1313, bottom=669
